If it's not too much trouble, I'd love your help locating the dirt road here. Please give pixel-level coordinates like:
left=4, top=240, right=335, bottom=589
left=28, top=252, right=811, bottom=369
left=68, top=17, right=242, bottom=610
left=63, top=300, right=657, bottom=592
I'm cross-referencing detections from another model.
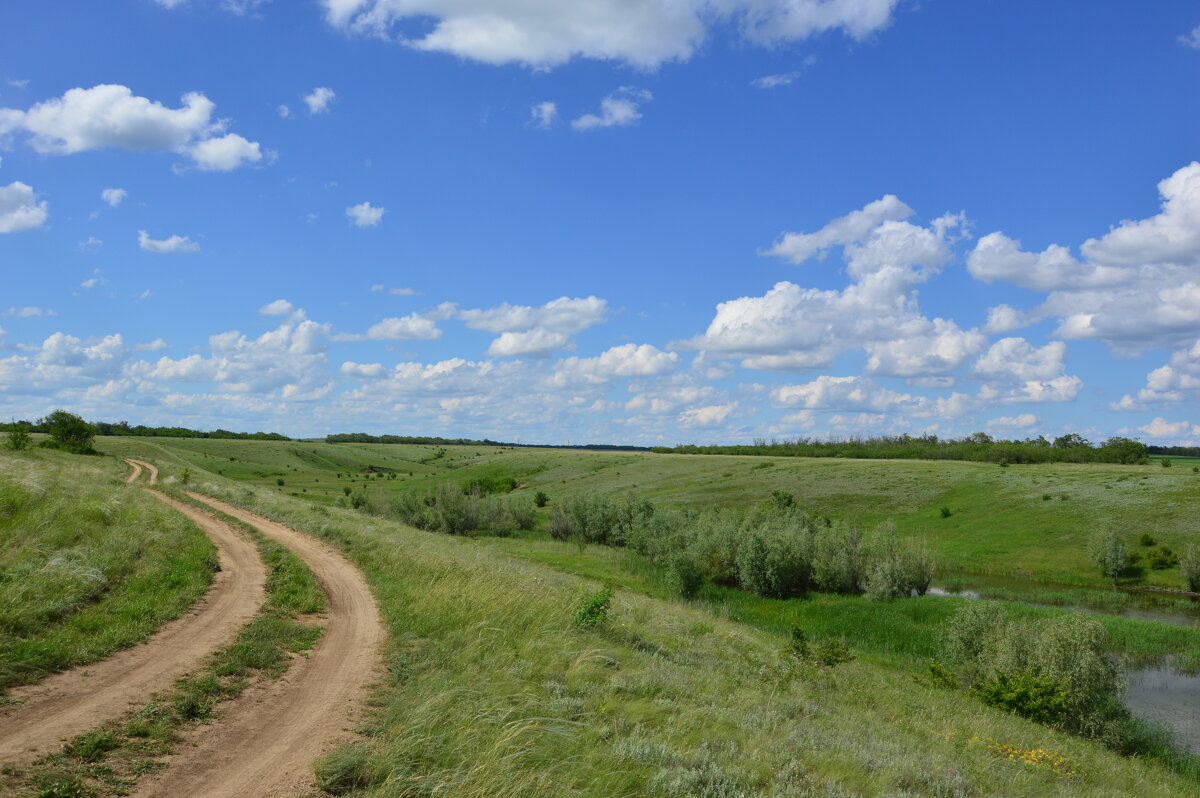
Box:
left=134, top=493, right=385, bottom=798
left=0, top=488, right=267, bottom=766
left=125, top=458, right=159, bottom=484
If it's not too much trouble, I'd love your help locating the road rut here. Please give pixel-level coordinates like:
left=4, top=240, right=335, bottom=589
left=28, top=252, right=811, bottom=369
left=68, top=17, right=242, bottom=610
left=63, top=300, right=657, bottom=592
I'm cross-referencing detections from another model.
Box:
left=0, top=486, right=266, bottom=766
left=134, top=493, right=385, bottom=798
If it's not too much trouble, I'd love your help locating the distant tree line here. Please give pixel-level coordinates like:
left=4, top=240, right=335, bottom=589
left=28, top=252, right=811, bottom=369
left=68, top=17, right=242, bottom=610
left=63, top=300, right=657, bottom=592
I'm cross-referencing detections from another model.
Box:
left=325, top=432, right=649, bottom=451
left=1147, top=444, right=1200, bottom=457
left=652, top=432, right=1150, bottom=465
left=1, top=418, right=290, bottom=441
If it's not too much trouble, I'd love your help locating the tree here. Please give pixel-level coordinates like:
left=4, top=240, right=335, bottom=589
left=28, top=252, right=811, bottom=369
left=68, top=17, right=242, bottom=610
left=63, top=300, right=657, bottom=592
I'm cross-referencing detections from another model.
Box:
left=4, top=421, right=32, bottom=451
left=38, top=410, right=96, bottom=454
left=1053, top=433, right=1090, bottom=449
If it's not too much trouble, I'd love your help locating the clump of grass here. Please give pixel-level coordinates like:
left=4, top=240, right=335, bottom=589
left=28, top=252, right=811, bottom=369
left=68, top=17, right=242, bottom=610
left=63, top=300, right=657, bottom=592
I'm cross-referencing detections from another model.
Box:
left=572, top=586, right=614, bottom=630
left=0, top=452, right=216, bottom=693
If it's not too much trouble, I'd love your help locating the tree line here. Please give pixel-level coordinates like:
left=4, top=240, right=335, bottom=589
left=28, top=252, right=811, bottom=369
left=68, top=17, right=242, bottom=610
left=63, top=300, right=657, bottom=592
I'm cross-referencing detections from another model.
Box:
left=1, top=417, right=289, bottom=441
left=653, top=432, right=1150, bottom=465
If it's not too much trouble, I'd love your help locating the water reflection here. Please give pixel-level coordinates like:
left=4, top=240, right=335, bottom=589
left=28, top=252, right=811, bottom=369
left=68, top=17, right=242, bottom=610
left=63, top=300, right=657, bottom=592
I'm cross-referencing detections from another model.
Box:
left=1125, top=665, right=1200, bottom=755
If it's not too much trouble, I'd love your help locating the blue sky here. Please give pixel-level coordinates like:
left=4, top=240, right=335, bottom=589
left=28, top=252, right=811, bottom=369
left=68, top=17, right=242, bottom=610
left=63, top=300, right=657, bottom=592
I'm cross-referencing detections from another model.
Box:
left=1, top=0, right=1199, bottom=445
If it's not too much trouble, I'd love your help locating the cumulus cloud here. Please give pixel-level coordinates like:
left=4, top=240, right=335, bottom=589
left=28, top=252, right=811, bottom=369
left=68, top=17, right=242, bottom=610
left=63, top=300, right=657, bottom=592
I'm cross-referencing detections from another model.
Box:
left=459, top=296, right=607, bottom=335
left=5, top=306, right=54, bottom=318
left=529, top=101, right=557, bottom=129
left=333, top=313, right=441, bottom=342
left=684, top=205, right=972, bottom=376
left=968, top=162, right=1200, bottom=352
left=1138, top=417, right=1200, bottom=444
left=763, top=194, right=913, bottom=264
left=259, top=299, right=294, bottom=316
left=983, top=304, right=1030, bottom=334
left=1113, top=339, right=1200, bottom=408
left=0, top=181, right=48, bottom=233
left=986, top=413, right=1039, bottom=431
left=1182, top=26, right=1200, bottom=49
left=679, top=401, right=737, bottom=427
left=0, top=332, right=130, bottom=396
left=550, top=343, right=679, bottom=386
left=973, top=338, right=1068, bottom=382
left=486, top=329, right=571, bottom=358
left=0, top=84, right=264, bottom=171
left=303, top=87, right=336, bottom=114
left=346, top=201, right=385, bottom=227
left=572, top=87, right=651, bottom=131
left=100, top=187, right=126, bottom=207
left=321, top=0, right=901, bottom=69
left=138, top=230, right=200, bottom=253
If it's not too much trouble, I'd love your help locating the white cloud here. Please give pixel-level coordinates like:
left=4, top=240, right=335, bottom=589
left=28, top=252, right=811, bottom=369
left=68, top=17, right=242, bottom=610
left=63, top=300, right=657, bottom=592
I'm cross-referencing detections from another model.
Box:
left=968, top=162, right=1200, bottom=352
left=5, top=306, right=53, bottom=318
left=983, top=304, right=1030, bottom=334
left=0, top=181, right=48, bottom=233
left=135, top=338, right=169, bottom=351
left=486, top=329, right=571, bottom=358
left=340, top=361, right=386, bottom=379
left=303, top=87, right=336, bottom=114
left=986, top=413, right=1039, bottom=431
left=571, top=87, right=651, bottom=131
left=346, top=201, right=385, bottom=227
left=259, top=299, right=294, bottom=316
left=763, top=194, right=913, bottom=264
left=684, top=207, right=970, bottom=376
left=530, top=101, right=557, bottom=129
left=0, top=332, right=130, bottom=396
left=101, top=187, right=126, bottom=207
left=79, top=275, right=106, bottom=290
left=550, top=343, right=679, bottom=386
left=973, top=338, right=1067, bottom=382
left=333, top=313, right=441, bottom=342
left=752, top=72, right=802, bottom=88
left=186, top=132, right=262, bottom=171
left=679, top=402, right=737, bottom=427
left=1115, top=339, right=1200, bottom=407
left=277, top=104, right=292, bottom=118
left=138, top=230, right=200, bottom=253
left=321, top=0, right=901, bottom=69
left=1180, top=26, right=1200, bottom=50
left=0, top=84, right=264, bottom=172
left=78, top=236, right=103, bottom=250
left=1139, top=417, right=1200, bottom=442
left=459, top=296, right=607, bottom=335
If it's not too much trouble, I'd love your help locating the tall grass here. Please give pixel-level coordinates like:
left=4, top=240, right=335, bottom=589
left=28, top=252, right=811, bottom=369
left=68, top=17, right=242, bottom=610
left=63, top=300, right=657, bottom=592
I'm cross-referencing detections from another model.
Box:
left=0, top=451, right=215, bottom=692
left=193, top=478, right=1199, bottom=796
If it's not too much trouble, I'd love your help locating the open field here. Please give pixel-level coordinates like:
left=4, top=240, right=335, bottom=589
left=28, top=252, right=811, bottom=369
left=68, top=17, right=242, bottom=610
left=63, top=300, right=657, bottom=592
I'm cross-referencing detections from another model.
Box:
left=95, top=436, right=1200, bottom=590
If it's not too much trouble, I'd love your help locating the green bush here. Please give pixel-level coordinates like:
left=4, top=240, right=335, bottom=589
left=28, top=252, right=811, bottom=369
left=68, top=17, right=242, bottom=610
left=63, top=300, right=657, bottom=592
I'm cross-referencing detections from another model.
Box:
left=4, top=422, right=31, bottom=451
left=38, top=410, right=96, bottom=455
left=664, top=550, right=705, bottom=599
left=534, top=490, right=549, bottom=507
left=972, top=670, right=1071, bottom=725
left=1180, top=545, right=1200, bottom=592
left=572, top=586, right=614, bottom=630
left=939, top=506, right=951, bottom=518
left=1139, top=533, right=1156, bottom=547
left=1088, top=528, right=1129, bottom=581
left=1146, top=545, right=1177, bottom=570
left=735, top=523, right=810, bottom=598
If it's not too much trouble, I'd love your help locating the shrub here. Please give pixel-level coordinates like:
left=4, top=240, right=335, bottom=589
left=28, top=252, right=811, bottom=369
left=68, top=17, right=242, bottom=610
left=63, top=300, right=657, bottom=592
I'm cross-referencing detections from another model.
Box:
left=939, top=506, right=951, bottom=518
left=1139, top=533, right=1156, bottom=547
left=1161, top=458, right=1172, bottom=468
left=664, top=550, right=705, bottom=599
left=1180, top=545, right=1200, bottom=592
left=534, top=490, right=549, bottom=507
left=786, top=626, right=809, bottom=659
left=862, top=523, right=934, bottom=599
left=343, top=486, right=352, bottom=496
left=809, top=520, right=861, bottom=594
left=1089, top=528, right=1129, bottom=581
left=1146, top=545, right=1177, bottom=570
left=350, top=491, right=369, bottom=510
left=38, top=410, right=96, bottom=454
left=972, top=670, right=1071, bottom=725
left=735, top=523, right=810, bottom=598
left=508, top=498, right=537, bottom=531
left=549, top=504, right=573, bottom=541
left=276, top=477, right=285, bottom=486
left=770, top=490, right=794, bottom=510
left=572, top=586, right=614, bottom=630
left=4, top=422, right=31, bottom=451
left=811, top=637, right=854, bottom=666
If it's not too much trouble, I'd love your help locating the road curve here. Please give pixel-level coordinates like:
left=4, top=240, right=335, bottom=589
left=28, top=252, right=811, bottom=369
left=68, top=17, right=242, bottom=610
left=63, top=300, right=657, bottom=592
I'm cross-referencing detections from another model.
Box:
left=0, top=490, right=267, bottom=766
left=123, top=458, right=142, bottom=483
left=134, top=493, right=385, bottom=798
left=126, top=458, right=159, bottom=485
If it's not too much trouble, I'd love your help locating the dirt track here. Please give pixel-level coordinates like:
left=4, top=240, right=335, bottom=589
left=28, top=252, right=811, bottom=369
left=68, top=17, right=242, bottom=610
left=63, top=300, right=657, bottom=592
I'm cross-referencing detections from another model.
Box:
left=133, top=493, right=385, bottom=798
left=0, top=484, right=266, bottom=766
left=125, top=458, right=159, bottom=484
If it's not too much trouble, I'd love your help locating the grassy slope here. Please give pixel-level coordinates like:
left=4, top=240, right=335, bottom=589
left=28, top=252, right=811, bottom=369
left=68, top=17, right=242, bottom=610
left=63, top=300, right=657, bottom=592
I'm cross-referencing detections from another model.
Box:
left=182, top=475, right=1199, bottom=797
left=0, top=450, right=216, bottom=693
left=96, top=437, right=1200, bottom=588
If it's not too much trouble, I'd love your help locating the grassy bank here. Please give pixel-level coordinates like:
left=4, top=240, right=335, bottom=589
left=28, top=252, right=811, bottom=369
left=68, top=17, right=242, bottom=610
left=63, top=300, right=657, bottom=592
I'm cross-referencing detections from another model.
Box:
left=0, top=451, right=216, bottom=694
left=169, top=474, right=1200, bottom=796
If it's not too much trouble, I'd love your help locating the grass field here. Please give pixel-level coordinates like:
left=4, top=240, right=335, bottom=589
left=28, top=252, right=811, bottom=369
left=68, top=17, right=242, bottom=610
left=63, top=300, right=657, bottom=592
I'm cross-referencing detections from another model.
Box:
left=1, top=438, right=1190, bottom=794
left=0, top=450, right=216, bottom=693
left=95, top=436, right=1200, bottom=591
left=148, top=468, right=1197, bottom=796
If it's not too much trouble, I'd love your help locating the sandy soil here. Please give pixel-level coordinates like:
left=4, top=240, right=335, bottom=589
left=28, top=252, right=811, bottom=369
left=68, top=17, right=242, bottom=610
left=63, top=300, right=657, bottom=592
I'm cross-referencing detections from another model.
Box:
left=0, top=488, right=267, bottom=766
left=125, top=458, right=159, bottom=484
left=132, top=493, right=385, bottom=798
